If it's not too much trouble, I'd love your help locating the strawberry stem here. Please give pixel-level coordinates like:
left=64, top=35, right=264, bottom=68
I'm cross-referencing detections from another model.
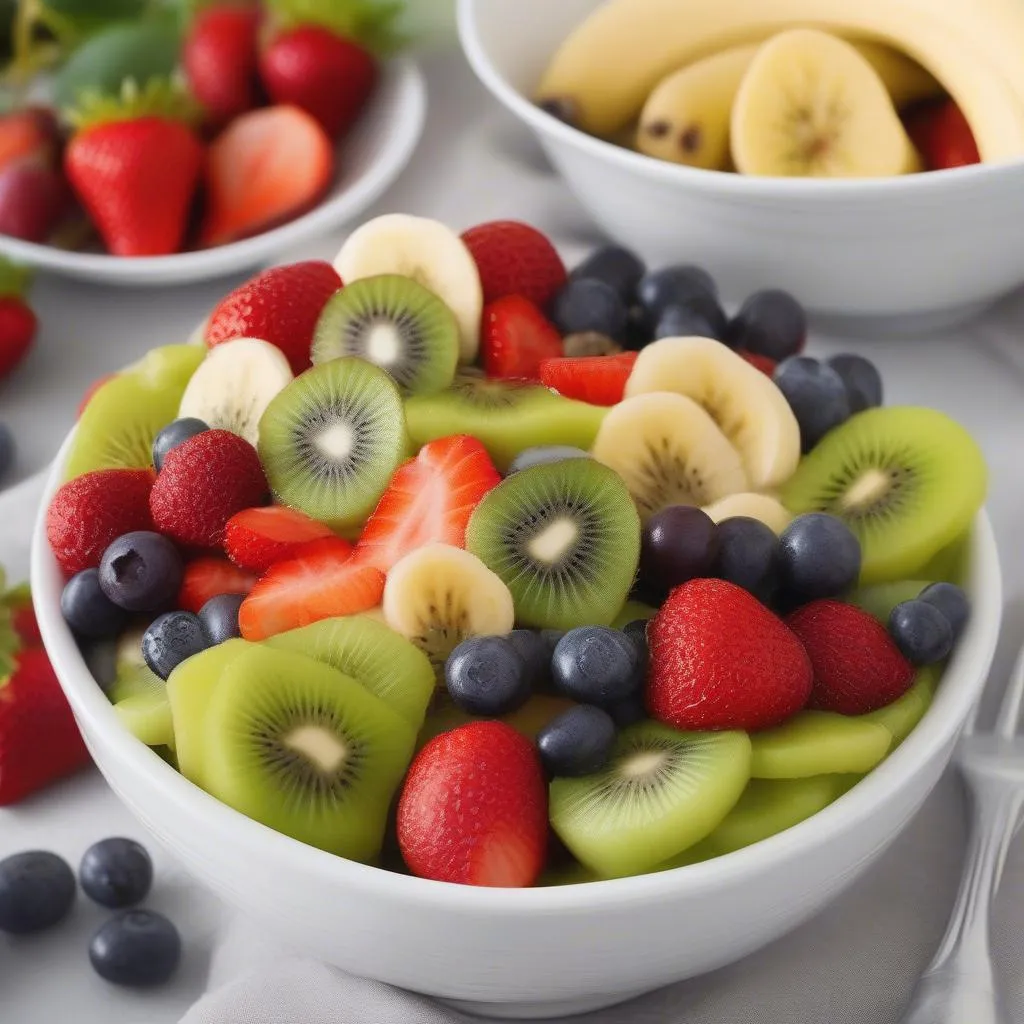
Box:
left=266, top=0, right=409, bottom=54
left=0, top=258, right=32, bottom=299
left=0, top=569, right=20, bottom=689
left=66, top=75, right=203, bottom=133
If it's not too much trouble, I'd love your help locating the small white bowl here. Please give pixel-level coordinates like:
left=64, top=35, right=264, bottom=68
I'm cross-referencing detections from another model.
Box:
left=458, top=0, right=1024, bottom=334
left=31, top=425, right=1003, bottom=1019
left=0, top=59, right=426, bottom=288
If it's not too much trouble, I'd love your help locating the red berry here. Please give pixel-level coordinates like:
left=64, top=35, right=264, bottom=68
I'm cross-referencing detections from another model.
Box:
left=1, top=583, right=41, bottom=649
left=0, top=297, right=37, bottom=381
left=786, top=600, right=915, bottom=715
left=397, top=721, right=548, bottom=887
left=738, top=350, right=777, bottom=377
left=539, top=352, right=638, bottom=406
left=481, top=295, right=563, bottom=381
left=46, top=468, right=156, bottom=575
left=183, top=5, right=263, bottom=125
left=149, top=430, right=268, bottom=549
left=0, top=162, right=70, bottom=243
left=224, top=505, right=338, bottom=573
left=178, top=556, right=257, bottom=614
left=461, top=221, right=567, bottom=309
left=205, top=260, right=341, bottom=375
left=0, top=107, right=59, bottom=175
left=904, top=99, right=980, bottom=171
left=647, top=578, right=813, bottom=731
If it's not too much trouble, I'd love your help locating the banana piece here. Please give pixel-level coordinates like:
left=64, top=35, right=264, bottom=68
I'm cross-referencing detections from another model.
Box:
left=590, top=392, right=748, bottom=523
left=852, top=40, right=942, bottom=108
left=624, top=337, right=800, bottom=491
left=382, top=543, right=515, bottom=674
left=702, top=493, right=793, bottom=535
left=730, top=29, right=920, bottom=178
left=535, top=0, right=1024, bottom=162
left=178, top=338, right=293, bottom=448
left=333, top=214, right=483, bottom=364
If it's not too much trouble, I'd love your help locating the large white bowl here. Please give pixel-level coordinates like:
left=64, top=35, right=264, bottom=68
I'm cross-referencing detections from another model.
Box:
left=31, top=429, right=1002, bottom=1019
left=0, top=59, right=426, bottom=288
left=458, top=0, right=1024, bottom=334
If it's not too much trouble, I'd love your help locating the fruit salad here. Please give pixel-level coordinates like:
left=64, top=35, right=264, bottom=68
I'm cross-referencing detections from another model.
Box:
left=47, top=215, right=986, bottom=887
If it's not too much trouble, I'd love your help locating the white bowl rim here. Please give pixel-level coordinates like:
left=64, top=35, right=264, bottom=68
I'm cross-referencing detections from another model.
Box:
left=31, top=427, right=1002, bottom=915
left=456, top=0, right=1024, bottom=200
left=0, top=58, right=426, bottom=282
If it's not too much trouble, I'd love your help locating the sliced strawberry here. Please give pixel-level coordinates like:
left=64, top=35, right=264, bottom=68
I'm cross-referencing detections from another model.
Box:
left=238, top=546, right=385, bottom=641
left=739, top=350, right=777, bottom=377
left=482, top=295, right=563, bottom=381
left=225, top=505, right=339, bottom=573
left=178, top=556, right=257, bottom=615
left=355, top=436, right=501, bottom=573
left=539, top=351, right=638, bottom=406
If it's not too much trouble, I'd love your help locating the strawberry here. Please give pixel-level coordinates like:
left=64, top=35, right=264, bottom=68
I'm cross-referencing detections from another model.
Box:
left=199, top=105, right=334, bottom=249
left=183, top=4, right=263, bottom=125
left=904, top=99, right=980, bottom=171
left=0, top=162, right=70, bottom=243
left=150, top=430, right=268, bottom=549
left=178, top=556, right=257, bottom=614
left=397, top=721, right=548, bottom=887
left=482, top=296, right=564, bottom=381
left=3, top=586, right=42, bottom=650
left=46, top=468, right=156, bottom=575
left=205, top=260, right=341, bottom=374
left=0, top=647, right=92, bottom=806
left=786, top=600, right=915, bottom=715
left=461, top=221, right=567, bottom=309
left=64, top=81, right=204, bottom=257
left=647, top=578, right=813, bottom=732
left=739, top=350, right=777, bottom=377
left=355, top=435, right=501, bottom=573
left=0, top=260, right=37, bottom=382
left=0, top=107, right=59, bottom=175
left=225, top=505, right=339, bottom=573
left=539, top=351, right=637, bottom=406
left=238, top=543, right=384, bottom=640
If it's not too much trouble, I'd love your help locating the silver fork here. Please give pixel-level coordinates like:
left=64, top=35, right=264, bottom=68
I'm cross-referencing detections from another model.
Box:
left=898, top=642, right=1024, bottom=1024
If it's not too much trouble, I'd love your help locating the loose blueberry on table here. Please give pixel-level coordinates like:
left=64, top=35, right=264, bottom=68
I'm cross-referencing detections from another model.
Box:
left=46, top=215, right=985, bottom=888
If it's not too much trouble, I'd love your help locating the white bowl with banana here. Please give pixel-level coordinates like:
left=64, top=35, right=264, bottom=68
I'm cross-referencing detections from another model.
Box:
left=458, top=0, right=1024, bottom=333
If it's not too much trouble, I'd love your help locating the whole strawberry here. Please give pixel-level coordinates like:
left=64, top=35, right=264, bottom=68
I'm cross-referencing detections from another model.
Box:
left=461, top=221, right=568, bottom=309
left=184, top=4, right=263, bottom=125
left=0, top=259, right=37, bottom=383
left=64, top=80, right=204, bottom=257
left=647, top=578, right=813, bottom=731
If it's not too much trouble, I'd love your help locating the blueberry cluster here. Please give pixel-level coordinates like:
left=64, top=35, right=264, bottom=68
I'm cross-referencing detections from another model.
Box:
left=888, top=582, right=970, bottom=666
left=0, top=420, right=13, bottom=487
left=444, top=623, right=650, bottom=779
left=0, top=838, right=181, bottom=988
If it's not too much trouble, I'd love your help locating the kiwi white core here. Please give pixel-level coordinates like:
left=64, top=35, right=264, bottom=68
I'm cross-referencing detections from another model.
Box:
left=364, top=322, right=403, bottom=367
left=284, top=726, right=349, bottom=773
left=315, top=422, right=355, bottom=461
left=839, top=468, right=891, bottom=511
left=527, top=519, right=580, bottom=564
left=622, top=750, right=669, bottom=780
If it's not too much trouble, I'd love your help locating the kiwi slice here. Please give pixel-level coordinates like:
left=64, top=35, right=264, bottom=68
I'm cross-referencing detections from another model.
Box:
left=750, top=711, right=893, bottom=779
left=848, top=579, right=932, bottom=624
left=128, top=343, right=206, bottom=392
left=312, top=275, right=460, bottom=395
left=862, top=664, right=940, bottom=746
left=201, top=646, right=416, bottom=861
left=537, top=862, right=602, bottom=886
left=611, top=600, right=659, bottom=630
left=264, top=615, right=435, bottom=731
left=919, top=529, right=972, bottom=585
left=110, top=663, right=173, bottom=749
left=258, top=358, right=408, bottom=536
left=781, top=406, right=987, bottom=585
left=466, top=459, right=642, bottom=630
left=549, top=721, right=751, bottom=878
left=404, top=375, right=607, bottom=473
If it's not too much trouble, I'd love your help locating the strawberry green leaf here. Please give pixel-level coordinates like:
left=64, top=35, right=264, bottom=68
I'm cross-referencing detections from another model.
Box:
left=0, top=257, right=31, bottom=299
left=66, top=75, right=203, bottom=132
left=0, top=568, right=19, bottom=689
left=267, top=0, right=410, bottom=55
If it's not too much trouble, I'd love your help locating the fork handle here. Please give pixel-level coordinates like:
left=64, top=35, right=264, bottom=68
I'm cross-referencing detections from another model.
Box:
left=898, top=771, right=1024, bottom=1024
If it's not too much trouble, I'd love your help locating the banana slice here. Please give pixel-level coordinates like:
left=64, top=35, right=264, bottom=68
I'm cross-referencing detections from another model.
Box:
left=703, top=492, right=793, bottom=535
left=178, top=338, right=294, bottom=448
left=624, top=336, right=800, bottom=491
left=731, top=29, right=921, bottom=178
left=382, top=543, right=515, bottom=674
left=333, top=214, right=483, bottom=364
left=590, top=392, right=748, bottom=523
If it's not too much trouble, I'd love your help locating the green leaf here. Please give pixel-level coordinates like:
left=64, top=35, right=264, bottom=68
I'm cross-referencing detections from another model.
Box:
left=41, top=0, right=150, bottom=36
left=67, top=75, right=202, bottom=131
left=0, top=257, right=31, bottom=298
left=267, top=0, right=411, bottom=54
left=0, top=568, right=19, bottom=689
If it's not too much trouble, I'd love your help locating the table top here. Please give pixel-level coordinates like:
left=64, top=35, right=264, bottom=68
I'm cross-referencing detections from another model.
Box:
left=1, top=48, right=1023, bottom=1024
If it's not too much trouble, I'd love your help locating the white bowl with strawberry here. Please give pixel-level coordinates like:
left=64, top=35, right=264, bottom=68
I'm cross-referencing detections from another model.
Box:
left=31, top=215, right=1001, bottom=1018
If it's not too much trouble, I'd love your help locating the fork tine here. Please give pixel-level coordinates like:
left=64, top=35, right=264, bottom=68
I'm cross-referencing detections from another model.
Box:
left=995, top=640, right=1024, bottom=739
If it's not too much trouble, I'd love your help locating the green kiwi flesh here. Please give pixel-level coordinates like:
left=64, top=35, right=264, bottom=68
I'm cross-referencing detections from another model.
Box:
left=611, top=600, right=659, bottom=630
left=549, top=721, right=751, bottom=878
left=257, top=357, right=408, bottom=536
left=312, top=275, right=460, bottom=395
left=781, top=406, right=987, bottom=585
left=128, top=343, right=205, bottom=391
left=201, top=646, right=415, bottom=861
left=848, top=579, right=932, bottom=624
left=861, top=665, right=940, bottom=746
left=466, top=459, right=641, bottom=630
left=110, top=663, right=173, bottom=748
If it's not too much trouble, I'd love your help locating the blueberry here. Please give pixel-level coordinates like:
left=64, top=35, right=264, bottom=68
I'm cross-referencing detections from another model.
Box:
left=826, top=354, right=883, bottom=413
left=569, top=245, right=646, bottom=301
left=551, top=278, right=628, bottom=340
left=540, top=629, right=565, bottom=657
left=622, top=304, right=655, bottom=350
left=552, top=626, right=641, bottom=707
left=640, top=505, right=720, bottom=599
left=773, top=356, right=852, bottom=452
left=79, top=838, right=153, bottom=909
left=0, top=851, right=77, bottom=934
left=918, top=582, right=970, bottom=640
left=446, top=636, right=530, bottom=716
left=777, top=513, right=861, bottom=603
left=61, top=568, right=128, bottom=639
left=608, top=694, right=648, bottom=728
left=622, top=618, right=649, bottom=651
left=654, top=304, right=722, bottom=342
left=152, top=417, right=209, bottom=471
left=637, top=264, right=718, bottom=319
left=889, top=600, right=954, bottom=665
left=727, top=289, right=806, bottom=361
left=89, top=910, right=181, bottom=987
left=507, top=445, right=590, bottom=475
left=0, top=421, right=14, bottom=485
left=142, top=611, right=208, bottom=680
left=506, top=629, right=551, bottom=689
left=537, top=704, right=617, bottom=777
left=99, top=531, right=184, bottom=613
left=83, top=639, right=119, bottom=692
left=711, top=517, right=778, bottom=599
left=198, top=593, right=245, bottom=645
